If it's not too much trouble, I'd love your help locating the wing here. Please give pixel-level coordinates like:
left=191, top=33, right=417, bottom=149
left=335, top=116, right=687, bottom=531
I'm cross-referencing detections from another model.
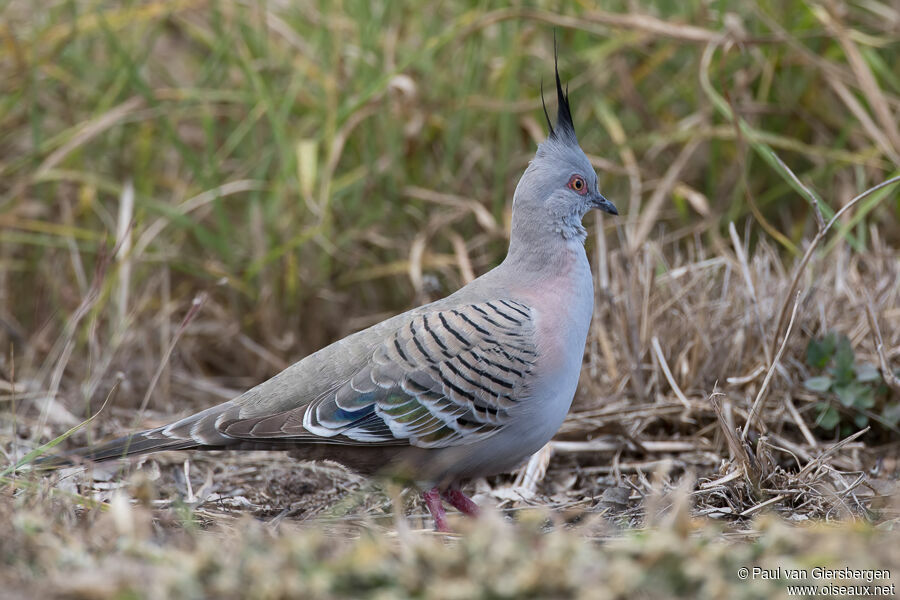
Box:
left=221, top=300, right=538, bottom=449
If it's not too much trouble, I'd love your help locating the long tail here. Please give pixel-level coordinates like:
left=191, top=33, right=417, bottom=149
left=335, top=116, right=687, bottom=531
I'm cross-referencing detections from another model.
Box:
left=31, top=402, right=243, bottom=470
left=31, top=428, right=203, bottom=469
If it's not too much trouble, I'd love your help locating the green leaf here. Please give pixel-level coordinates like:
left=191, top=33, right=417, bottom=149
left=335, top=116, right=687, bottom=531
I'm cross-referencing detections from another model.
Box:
left=834, top=385, right=855, bottom=407
left=855, top=362, right=882, bottom=383
left=854, top=386, right=876, bottom=410
left=834, top=382, right=874, bottom=409
left=804, top=375, right=833, bottom=392
left=806, top=333, right=836, bottom=369
left=882, top=403, right=900, bottom=427
left=816, top=403, right=841, bottom=430
left=832, top=334, right=855, bottom=386
left=853, top=413, right=870, bottom=428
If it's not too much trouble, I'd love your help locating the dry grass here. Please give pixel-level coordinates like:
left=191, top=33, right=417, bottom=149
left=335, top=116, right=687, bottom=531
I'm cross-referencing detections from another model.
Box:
left=2, top=0, right=900, bottom=596
left=10, top=232, right=900, bottom=528
left=5, top=484, right=900, bottom=598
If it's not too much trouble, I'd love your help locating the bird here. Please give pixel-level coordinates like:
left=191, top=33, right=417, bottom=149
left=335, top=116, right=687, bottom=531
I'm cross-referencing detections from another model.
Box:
left=36, top=48, right=618, bottom=532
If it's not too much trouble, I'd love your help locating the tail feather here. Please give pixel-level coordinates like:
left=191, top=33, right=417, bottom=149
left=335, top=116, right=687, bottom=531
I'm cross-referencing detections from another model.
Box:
left=77, top=431, right=200, bottom=461
left=32, top=429, right=201, bottom=470
left=32, top=401, right=244, bottom=470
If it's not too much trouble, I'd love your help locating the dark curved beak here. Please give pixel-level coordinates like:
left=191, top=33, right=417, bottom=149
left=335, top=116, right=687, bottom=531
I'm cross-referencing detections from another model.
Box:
left=592, top=192, right=618, bottom=216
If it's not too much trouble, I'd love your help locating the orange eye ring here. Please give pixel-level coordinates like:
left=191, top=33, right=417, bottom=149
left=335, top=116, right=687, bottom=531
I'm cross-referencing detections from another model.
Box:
left=567, top=175, right=587, bottom=194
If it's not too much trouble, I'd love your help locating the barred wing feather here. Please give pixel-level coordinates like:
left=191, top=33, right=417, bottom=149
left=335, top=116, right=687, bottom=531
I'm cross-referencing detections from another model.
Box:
left=221, top=300, right=538, bottom=449
left=308, top=300, right=537, bottom=447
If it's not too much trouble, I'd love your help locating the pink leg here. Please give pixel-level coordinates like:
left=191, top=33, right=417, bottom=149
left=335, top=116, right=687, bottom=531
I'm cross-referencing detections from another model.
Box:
left=423, top=487, right=450, bottom=532
left=442, top=488, right=480, bottom=516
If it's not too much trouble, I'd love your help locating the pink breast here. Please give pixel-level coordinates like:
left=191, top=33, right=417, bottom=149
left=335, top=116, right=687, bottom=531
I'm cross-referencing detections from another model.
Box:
left=515, top=258, right=592, bottom=371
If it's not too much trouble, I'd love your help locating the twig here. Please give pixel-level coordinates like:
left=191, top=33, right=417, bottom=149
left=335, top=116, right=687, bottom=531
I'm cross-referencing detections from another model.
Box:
left=403, top=186, right=498, bottom=234
left=115, top=181, right=134, bottom=332
left=408, top=234, right=427, bottom=299
left=729, top=222, right=772, bottom=366
left=770, top=175, right=900, bottom=359
left=630, top=139, right=700, bottom=251
left=513, top=443, right=554, bottom=495
left=783, top=395, right=818, bottom=448
left=767, top=433, right=813, bottom=464
left=134, top=180, right=266, bottom=258
left=651, top=336, right=690, bottom=408
left=864, top=292, right=900, bottom=393
left=447, top=231, right=475, bottom=284
left=36, top=235, right=123, bottom=436
left=742, top=292, right=801, bottom=439
left=836, top=473, right=867, bottom=499
left=9, top=346, right=15, bottom=481
left=710, top=390, right=752, bottom=473
left=7, top=378, right=119, bottom=475
left=594, top=211, right=609, bottom=291
left=551, top=440, right=702, bottom=453
left=740, top=494, right=785, bottom=517
left=699, top=469, right=744, bottom=490
left=826, top=77, right=900, bottom=166
left=814, top=5, right=900, bottom=153
left=772, top=153, right=825, bottom=231
left=726, top=365, right=765, bottom=386
left=35, top=97, right=144, bottom=176
left=133, top=293, right=207, bottom=426
left=798, top=427, right=870, bottom=480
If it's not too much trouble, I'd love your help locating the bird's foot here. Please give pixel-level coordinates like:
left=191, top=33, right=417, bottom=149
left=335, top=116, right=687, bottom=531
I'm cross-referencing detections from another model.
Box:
left=423, top=487, right=450, bottom=532
left=441, top=488, right=480, bottom=516
left=422, top=487, right=481, bottom=531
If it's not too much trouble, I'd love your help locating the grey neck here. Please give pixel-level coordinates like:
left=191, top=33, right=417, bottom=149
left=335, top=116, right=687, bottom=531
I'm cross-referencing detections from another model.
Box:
left=501, top=215, right=588, bottom=276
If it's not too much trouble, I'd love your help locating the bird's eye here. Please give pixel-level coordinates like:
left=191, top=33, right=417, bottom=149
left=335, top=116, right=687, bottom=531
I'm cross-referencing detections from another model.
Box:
left=567, top=175, right=587, bottom=194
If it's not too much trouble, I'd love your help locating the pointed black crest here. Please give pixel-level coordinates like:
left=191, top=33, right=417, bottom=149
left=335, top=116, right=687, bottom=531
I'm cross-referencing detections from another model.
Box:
left=542, top=34, right=577, bottom=144
left=541, top=78, right=554, bottom=138
left=553, top=44, right=576, bottom=142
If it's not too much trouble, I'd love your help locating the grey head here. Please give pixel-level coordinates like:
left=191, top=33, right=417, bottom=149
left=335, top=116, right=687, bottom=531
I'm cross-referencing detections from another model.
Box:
left=510, top=50, right=617, bottom=245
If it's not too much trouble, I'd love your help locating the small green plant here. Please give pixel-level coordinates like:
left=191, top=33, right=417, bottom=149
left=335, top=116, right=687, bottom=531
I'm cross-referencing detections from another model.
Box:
left=804, top=332, right=898, bottom=433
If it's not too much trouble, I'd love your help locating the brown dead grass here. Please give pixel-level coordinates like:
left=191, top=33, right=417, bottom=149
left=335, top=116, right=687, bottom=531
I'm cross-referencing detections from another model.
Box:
left=7, top=218, right=900, bottom=531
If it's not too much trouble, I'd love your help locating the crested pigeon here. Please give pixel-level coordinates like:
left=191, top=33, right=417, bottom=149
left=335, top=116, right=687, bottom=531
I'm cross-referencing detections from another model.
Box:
left=37, top=51, right=617, bottom=532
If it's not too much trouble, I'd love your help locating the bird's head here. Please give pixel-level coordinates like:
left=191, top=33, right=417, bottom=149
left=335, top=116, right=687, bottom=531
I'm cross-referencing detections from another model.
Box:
left=512, top=48, right=617, bottom=242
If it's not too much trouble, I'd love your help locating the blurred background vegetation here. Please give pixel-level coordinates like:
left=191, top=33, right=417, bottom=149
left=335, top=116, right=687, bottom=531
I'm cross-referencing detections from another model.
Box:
left=2, top=0, right=898, bottom=394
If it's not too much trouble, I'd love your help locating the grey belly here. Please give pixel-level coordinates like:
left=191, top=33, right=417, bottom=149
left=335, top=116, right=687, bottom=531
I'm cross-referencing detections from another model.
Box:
left=288, top=396, right=568, bottom=487
left=288, top=437, right=536, bottom=486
